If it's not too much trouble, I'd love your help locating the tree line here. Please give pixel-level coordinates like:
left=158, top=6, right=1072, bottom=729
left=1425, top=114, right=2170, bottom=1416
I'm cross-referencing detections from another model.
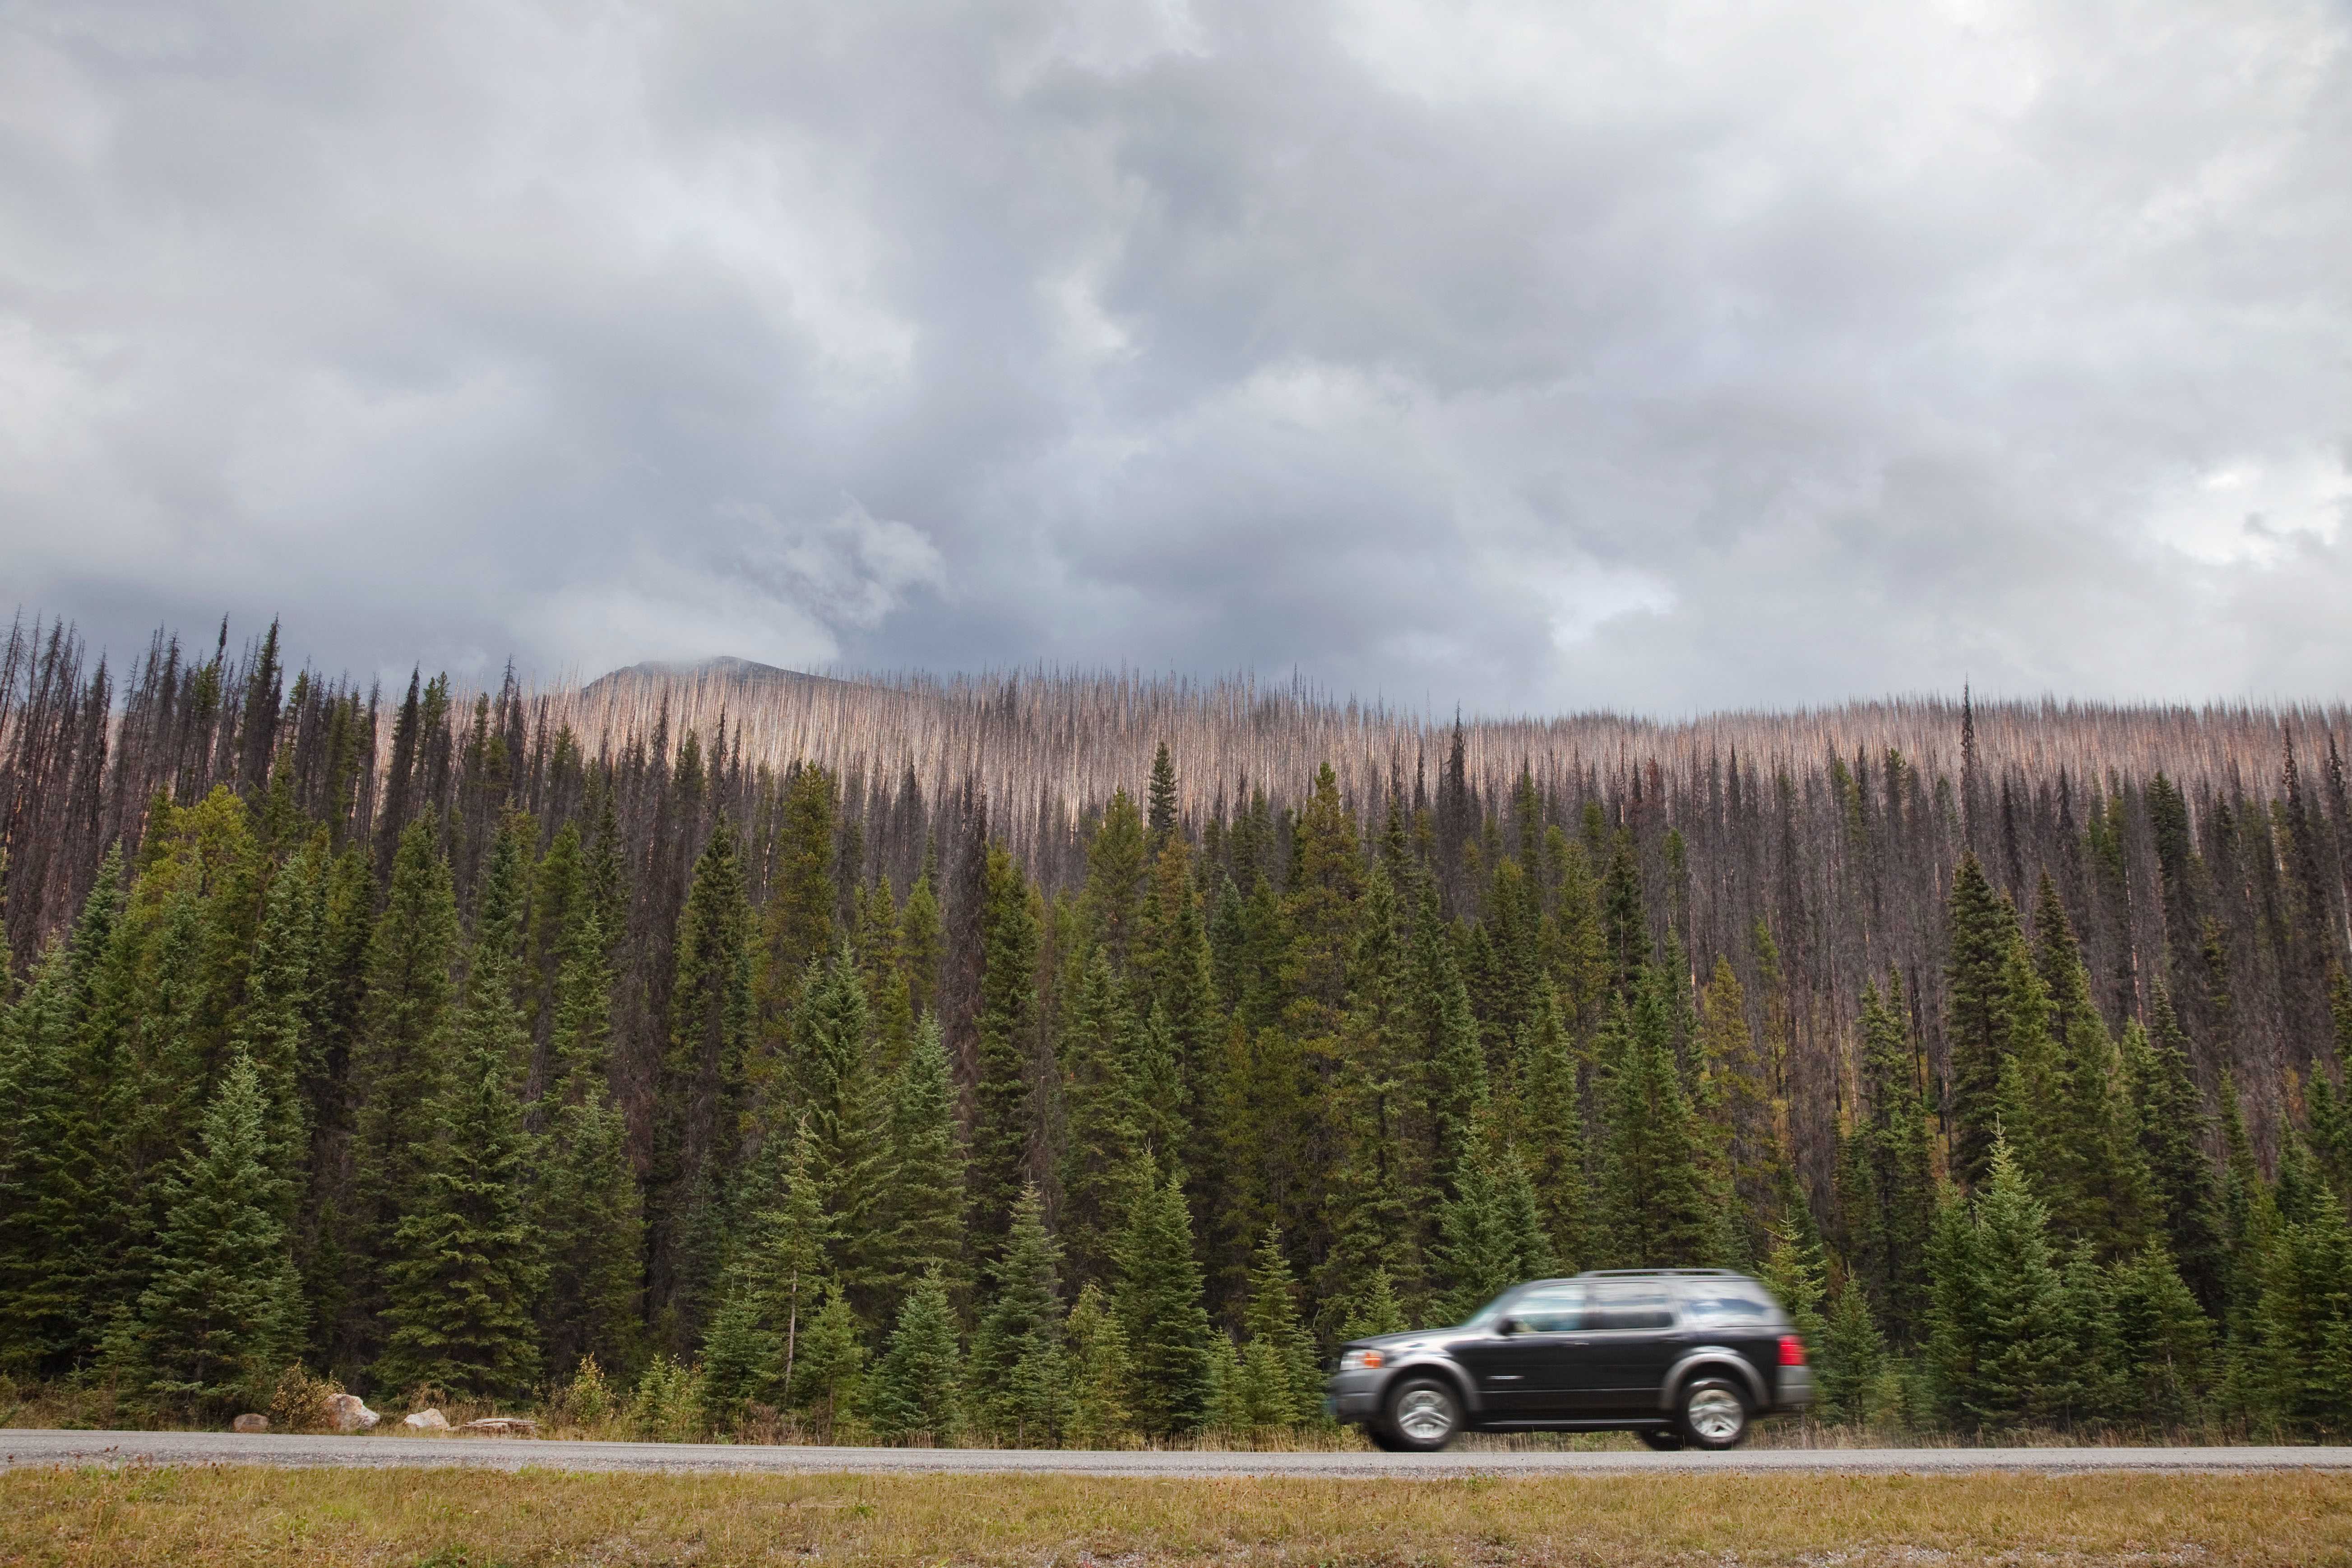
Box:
left=1, top=616, right=2351, bottom=1440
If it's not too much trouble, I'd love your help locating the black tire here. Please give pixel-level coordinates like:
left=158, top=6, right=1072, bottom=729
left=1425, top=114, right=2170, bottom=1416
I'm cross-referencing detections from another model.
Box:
left=1636, top=1427, right=1685, bottom=1452
left=1676, top=1376, right=1751, bottom=1451
left=1364, top=1422, right=1408, bottom=1452
left=1383, top=1376, right=1463, bottom=1452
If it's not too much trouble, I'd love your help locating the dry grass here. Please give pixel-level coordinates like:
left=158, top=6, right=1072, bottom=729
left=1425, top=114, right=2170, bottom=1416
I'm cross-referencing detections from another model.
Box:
left=4, top=1464, right=2348, bottom=1566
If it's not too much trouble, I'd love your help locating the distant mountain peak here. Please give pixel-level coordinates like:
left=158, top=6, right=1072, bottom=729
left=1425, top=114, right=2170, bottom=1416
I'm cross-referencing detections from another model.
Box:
left=582, top=656, right=851, bottom=693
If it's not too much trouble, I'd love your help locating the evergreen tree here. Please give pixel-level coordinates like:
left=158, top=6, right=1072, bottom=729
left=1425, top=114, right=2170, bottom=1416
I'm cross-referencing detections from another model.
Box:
left=1928, top=1137, right=2074, bottom=1428
left=1841, top=975, right=1935, bottom=1341
left=1057, top=948, right=1148, bottom=1284
left=758, top=763, right=837, bottom=1024
left=879, top=1015, right=968, bottom=1297
left=969, top=1183, right=1070, bottom=1443
left=1945, top=854, right=2019, bottom=1187
left=655, top=819, right=753, bottom=1346
left=1818, top=1281, right=1894, bottom=1427
left=2111, top=1239, right=2211, bottom=1423
left=120, top=1054, right=303, bottom=1417
left=1516, top=990, right=1592, bottom=1272
left=1080, top=789, right=1150, bottom=971
left=233, top=849, right=319, bottom=1226
left=1146, top=742, right=1180, bottom=850
left=2128, top=989, right=2226, bottom=1311
left=791, top=945, right=893, bottom=1303
left=1065, top=1280, right=1135, bottom=1447
left=791, top=1283, right=867, bottom=1434
left=1113, top=1156, right=1213, bottom=1438
left=1600, top=969, right=1716, bottom=1266
left=972, top=846, right=1041, bottom=1244
left=1237, top=1228, right=1321, bottom=1427
left=375, top=1030, right=544, bottom=1401
left=861, top=1267, right=963, bottom=1443
left=350, top=821, right=462, bottom=1356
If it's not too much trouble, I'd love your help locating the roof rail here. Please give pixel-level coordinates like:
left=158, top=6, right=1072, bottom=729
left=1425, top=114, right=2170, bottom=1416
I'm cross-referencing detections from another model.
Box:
left=1574, top=1267, right=1747, bottom=1278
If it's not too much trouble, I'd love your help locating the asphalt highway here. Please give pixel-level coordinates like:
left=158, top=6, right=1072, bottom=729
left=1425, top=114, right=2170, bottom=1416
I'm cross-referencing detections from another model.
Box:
left=7, top=1429, right=2352, bottom=1477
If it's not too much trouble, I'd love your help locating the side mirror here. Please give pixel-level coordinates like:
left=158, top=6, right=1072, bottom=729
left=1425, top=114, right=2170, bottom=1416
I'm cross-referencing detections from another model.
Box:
left=1496, top=1316, right=1524, bottom=1337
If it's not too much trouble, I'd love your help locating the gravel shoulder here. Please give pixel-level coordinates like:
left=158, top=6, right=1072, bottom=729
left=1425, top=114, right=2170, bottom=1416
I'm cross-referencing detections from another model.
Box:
left=8, top=1429, right=2352, bottom=1476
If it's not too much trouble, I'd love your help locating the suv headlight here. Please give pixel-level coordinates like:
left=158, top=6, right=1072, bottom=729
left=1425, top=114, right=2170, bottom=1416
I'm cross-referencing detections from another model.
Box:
left=1338, top=1349, right=1386, bottom=1371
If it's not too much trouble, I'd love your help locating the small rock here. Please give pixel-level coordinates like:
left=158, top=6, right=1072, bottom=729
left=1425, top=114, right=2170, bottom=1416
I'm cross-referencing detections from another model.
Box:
left=231, top=1413, right=270, bottom=1434
left=403, top=1407, right=451, bottom=1431
left=326, top=1393, right=380, bottom=1432
left=459, top=1417, right=539, bottom=1437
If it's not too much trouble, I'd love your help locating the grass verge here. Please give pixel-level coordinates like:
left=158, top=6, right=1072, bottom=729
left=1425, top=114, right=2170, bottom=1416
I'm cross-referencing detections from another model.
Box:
left=4, top=1465, right=2350, bottom=1566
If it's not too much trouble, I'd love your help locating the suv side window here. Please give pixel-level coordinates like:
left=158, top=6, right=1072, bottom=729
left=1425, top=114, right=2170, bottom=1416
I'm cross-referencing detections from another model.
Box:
left=1509, top=1284, right=1585, bottom=1332
left=1680, top=1284, right=1775, bottom=1326
left=1586, top=1281, right=1674, bottom=1331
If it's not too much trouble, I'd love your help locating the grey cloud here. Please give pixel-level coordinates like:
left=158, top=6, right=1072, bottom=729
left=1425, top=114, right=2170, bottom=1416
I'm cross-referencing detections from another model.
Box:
left=0, top=0, right=2347, bottom=711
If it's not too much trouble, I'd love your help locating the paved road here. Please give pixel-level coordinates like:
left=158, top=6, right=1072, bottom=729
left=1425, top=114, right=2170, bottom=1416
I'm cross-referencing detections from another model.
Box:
left=7, top=1429, right=2352, bottom=1477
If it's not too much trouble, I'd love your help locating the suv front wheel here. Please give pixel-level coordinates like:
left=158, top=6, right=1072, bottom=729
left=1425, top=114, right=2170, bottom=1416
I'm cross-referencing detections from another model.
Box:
left=1384, top=1376, right=1463, bottom=1452
left=1676, top=1376, right=1750, bottom=1450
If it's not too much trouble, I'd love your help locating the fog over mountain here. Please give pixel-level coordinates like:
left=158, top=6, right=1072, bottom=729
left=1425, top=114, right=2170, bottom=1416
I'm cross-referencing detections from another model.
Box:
left=3, top=0, right=2348, bottom=712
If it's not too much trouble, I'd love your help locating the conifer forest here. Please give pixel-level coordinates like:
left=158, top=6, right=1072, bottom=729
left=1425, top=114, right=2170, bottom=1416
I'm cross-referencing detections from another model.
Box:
left=7, top=615, right=2352, bottom=1444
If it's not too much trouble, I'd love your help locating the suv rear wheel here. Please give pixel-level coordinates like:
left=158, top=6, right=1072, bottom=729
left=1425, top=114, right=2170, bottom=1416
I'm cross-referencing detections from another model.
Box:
left=1676, top=1376, right=1750, bottom=1450
left=1636, top=1428, right=1685, bottom=1451
left=1384, top=1376, right=1463, bottom=1452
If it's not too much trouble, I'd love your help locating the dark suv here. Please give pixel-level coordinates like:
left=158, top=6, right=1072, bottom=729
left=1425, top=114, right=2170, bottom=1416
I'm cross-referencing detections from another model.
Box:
left=1323, top=1269, right=1813, bottom=1451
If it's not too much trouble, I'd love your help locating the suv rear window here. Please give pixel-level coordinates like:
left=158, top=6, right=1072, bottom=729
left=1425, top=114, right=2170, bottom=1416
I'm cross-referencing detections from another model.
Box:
left=1679, top=1283, right=1777, bottom=1325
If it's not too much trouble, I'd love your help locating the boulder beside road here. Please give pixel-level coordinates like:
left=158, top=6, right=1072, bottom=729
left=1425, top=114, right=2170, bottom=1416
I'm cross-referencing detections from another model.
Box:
left=231, top=1414, right=269, bottom=1434
left=402, top=1409, right=450, bottom=1432
left=460, top=1418, right=538, bottom=1437
left=326, top=1394, right=379, bottom=1432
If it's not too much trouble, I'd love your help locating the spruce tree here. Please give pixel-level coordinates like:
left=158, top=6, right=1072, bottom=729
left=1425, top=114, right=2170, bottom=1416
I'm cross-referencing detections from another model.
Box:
left=122, top=1054, right=303, bottom=1417
left=1080, top=789, right=1150, bottom=972
left=1147, top=742, right=1180, bottom=850
left=791, top=1283, right=867, bottom=1435
left=970, top=1183, right=1070, bottom=1443
left=1065, top=1279, right=1135, bottom=1447
left=1945, top=854, right=2019, bottom=1187
left=2127, top=990, right=2226, bottom=1311
left=655, top=819, right=753, bottom=1346
left=349, top=821, right=461, bottom=1358
left=1113, top=1156, right=1213, bottom=1438
left=375, top=1035, right=544, bottom=1401
left=1932, top=1136, right=2074, bottom=1428
left=791, top=944, right=893, bottom=1303
left=1238, top=1227, right=1321, bottom=1427
left=861, top=1267, right=963, bottom=1443
left=758, top=762, right=837, bottom=1024
left=1841, top=975, right=1935, bottom=1341
left=2111, top=1239, right=2211, bottom=1423
left=1057, top=948, right=1147, bottom=1286
left=880, top=1015, right=968, bottom=1298
left=1517, top=989, right=1593, bottom=1272
left=972, top=845, right=1041, bottom=1245
left=233, top=849, right=319, bottom=1226
left=1599, top=968, right=1715, bottom=1266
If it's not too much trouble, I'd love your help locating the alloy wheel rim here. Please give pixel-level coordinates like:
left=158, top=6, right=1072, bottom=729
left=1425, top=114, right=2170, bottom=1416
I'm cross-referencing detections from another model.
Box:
left=1396, top=1388, right=1454, bottom=1442
left=1686, top=1387, right=1743, bottom=1442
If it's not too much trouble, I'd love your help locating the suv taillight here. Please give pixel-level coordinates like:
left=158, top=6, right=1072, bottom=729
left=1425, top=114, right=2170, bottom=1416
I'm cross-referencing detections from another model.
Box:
left=1779, top=1335, right=1806, bottom=1366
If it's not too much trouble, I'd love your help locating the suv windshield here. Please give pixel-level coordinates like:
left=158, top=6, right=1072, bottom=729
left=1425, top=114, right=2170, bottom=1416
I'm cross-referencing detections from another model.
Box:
left=1457, top=1288, right=1523, bottom=1329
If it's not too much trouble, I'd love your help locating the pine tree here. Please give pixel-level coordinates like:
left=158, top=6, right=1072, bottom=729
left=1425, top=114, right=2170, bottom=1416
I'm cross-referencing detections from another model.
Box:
left=1146, top=742, right=1180, bottom=851
left=233, top=849, right=319, bottom=1226
left=791, top=944, right=893, bottom=1303
left=1065, top=1280, right=1135, bottom=1447
left=121, top=1054, right=303, bottom=1417
left=375, top=1032, right=544, bottom=1401
left=0, top=860, right=124, bottom=1375
left=1237, top=1227, right=1321, bottom=1427
left=1931, top=1136, right=2074, bottom=1428
left=1080, top=789, right=1151, bottom=972
left=1113, top=1156, right=1213, bottom=1438
left=1057, top=949, right=1148, bottom=1286
left=2111, top=1239, right=2211, bottom=1423
left=536, top=1089, right=644, bottom=1383
left=1338, top=1267, right=1409, bottom=1341
left=1600, top=968, right=1716, bottom=1266
left=791, top=1283, right=867, bottom=1435
left=862, top=1267, right=963, bottom=1443
left=758, top=763, right=837, bottom=1025
left=970, top=1183, right=1070, bottom=1443
left=1841, top=975, right=1935, bottom=1341
left=2127, top=990, right=2226, bottom=1311
left=898, top=870, right=943, bottom=1023
left=1945, top=854, right=2019, bottom=1188
left=1819, top=1281, right=1894, bottom=1427
left=879, top=1015, right=968, bottom=1298
left=349, top=820, right=461, bottom=1357
left=972, top=846, right=1042, bottom=1245
left=655, top=819, right=753, bottom=1346
left=1517, top=989, right=1592, bottom=1272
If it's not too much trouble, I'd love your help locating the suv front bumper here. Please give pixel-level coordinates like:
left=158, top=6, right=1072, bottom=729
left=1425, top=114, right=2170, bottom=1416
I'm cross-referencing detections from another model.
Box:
left=1324, top=1369, right=1384, bottom=1423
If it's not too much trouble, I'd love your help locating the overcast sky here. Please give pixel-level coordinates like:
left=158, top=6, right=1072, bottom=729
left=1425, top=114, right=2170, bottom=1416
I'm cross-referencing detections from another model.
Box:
left=2, top=0, right=2348, bottom=714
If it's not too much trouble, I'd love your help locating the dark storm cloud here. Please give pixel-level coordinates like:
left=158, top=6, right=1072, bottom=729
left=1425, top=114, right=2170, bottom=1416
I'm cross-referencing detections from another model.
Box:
left=2, top=0, right=2347, bottom=710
